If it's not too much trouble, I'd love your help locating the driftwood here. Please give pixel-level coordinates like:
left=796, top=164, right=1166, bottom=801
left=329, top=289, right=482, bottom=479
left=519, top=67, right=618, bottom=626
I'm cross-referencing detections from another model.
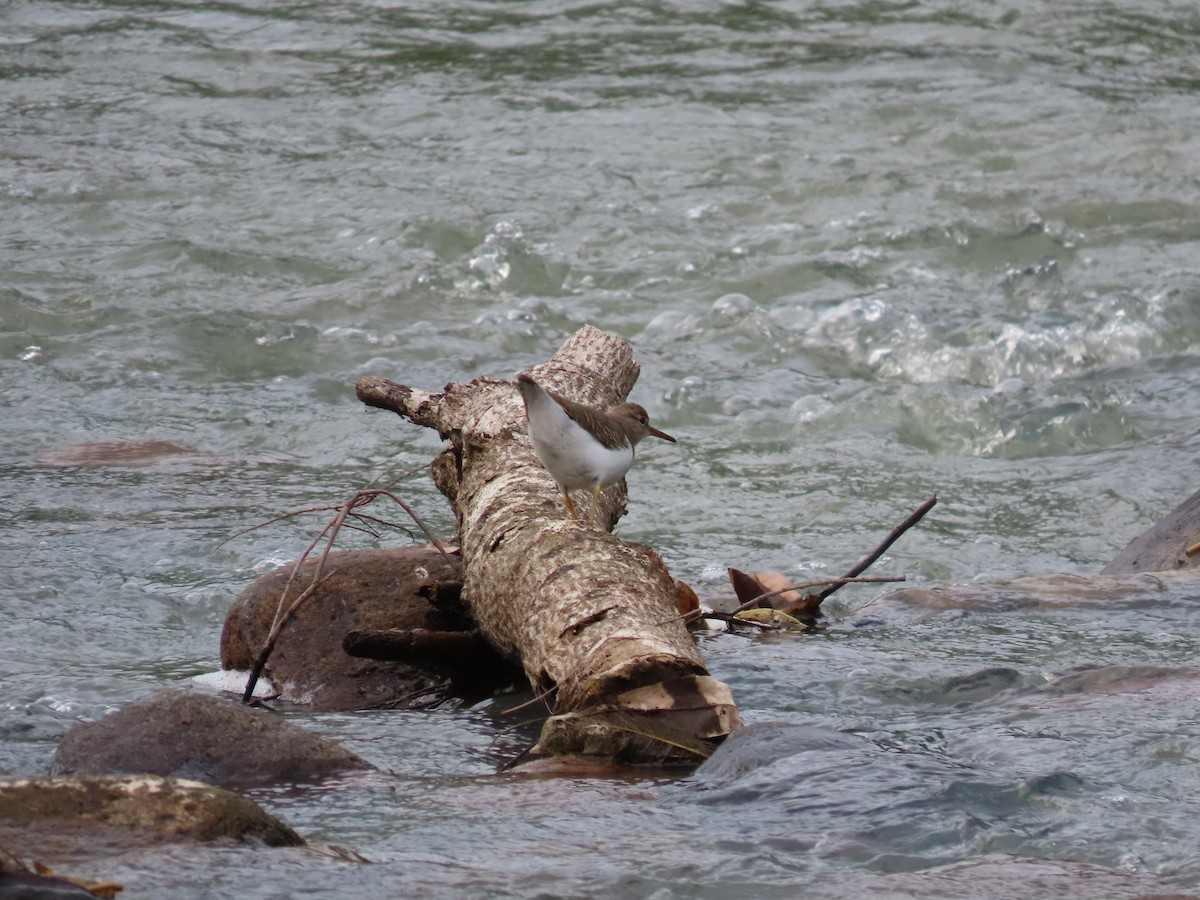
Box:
left=356, top=325, right=740, bottom=762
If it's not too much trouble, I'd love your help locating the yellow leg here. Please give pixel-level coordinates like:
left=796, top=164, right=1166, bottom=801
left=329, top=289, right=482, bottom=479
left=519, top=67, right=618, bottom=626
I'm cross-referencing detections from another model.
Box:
left=562, top=489, right=579, bottom=520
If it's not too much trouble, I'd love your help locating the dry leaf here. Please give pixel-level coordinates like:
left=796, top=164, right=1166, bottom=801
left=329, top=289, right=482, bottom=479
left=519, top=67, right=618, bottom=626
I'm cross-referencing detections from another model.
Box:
left=674, top=579, right=700, bottom=616
left=727, top=567, right=822, bottom=620
left=728, top=568, right=803, bottom=610
left=735, top=607, right=805, bottom=628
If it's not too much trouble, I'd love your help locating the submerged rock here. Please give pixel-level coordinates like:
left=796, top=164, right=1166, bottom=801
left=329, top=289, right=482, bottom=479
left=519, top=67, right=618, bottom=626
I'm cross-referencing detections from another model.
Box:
left=52, top=689, right=373, bottom=788
left=0, top=870, right=101, bottom=898
left=853, top=488, right=1200, bottom=624
left=801, top=855, right=1193, bottom=900
left=35, top=439, right=217, bottom=468
left=0, top=774, right=303, bottom=849
left=853, top=570, right=1200, bottom=623
left=0, top=844, right=109, bottom=899
left=692, top=721, right=862, bottom=781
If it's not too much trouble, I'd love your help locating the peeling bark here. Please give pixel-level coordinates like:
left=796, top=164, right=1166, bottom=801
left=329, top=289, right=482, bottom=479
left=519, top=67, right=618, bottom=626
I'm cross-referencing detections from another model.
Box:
left=357, top=325, right=741, bottom=761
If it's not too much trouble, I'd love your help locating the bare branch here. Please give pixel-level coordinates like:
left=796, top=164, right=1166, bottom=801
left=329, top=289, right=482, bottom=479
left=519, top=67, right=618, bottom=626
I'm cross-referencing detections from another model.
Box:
left=374, top=490, right=451, bottom=560
left=243, top=570, right=337, bottom=703
left=734, top=575, right=906, bottom=614
left=500, top=685, right=559, bottom=716
left=237, top=473, right=451, bottom=703
left=817, top=495, right=938, bottom=601
left=215, top=505, right=346, bottom=551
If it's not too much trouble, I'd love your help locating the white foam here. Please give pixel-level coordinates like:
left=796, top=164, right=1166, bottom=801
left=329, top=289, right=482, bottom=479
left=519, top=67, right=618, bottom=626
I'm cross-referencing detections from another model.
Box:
left=190, top=669, right=277, bottom=699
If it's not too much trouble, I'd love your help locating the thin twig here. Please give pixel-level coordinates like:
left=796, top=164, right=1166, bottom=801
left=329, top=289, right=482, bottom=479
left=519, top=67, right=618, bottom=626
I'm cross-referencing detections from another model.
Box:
left=244, top=495, right=359, bottom=701
left=350, top=511, right=415, bottom=532
left=238, top=471, right=449, bottom=703
left=338, top=520, right=385, bottom=540
left=215, top=504, right=348, bottom=551
left=216, top=461, right=433, bottom=552
left=373, top=489, right=450, bottom=560
left=500, top=683, right=559, bottom=715
left=733, top=575, right=905, bottom=615
left=377, top=462, right=435, bottom=490
left=488, top=717, right=550, bottom=753
left=655, top=575, right=905, bottom=628
left=265, top=494, right=382, bottom=638
left=608, top=720, right=712, bottom=759
left=267, top=515, right=343, bottom=635
left=384, top=684, right=451, bottom=710
left=817, top=494, right=938, bottom=601
left=243, top=570, right=337, bottom=702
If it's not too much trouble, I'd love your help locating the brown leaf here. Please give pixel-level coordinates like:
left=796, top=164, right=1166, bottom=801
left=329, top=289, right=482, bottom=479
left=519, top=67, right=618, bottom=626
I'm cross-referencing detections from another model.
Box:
left=727, top=568, right=803, bottom=610
left=728, top=568, right=823, bottom=622
left=674, top=579, right=700, bottom=616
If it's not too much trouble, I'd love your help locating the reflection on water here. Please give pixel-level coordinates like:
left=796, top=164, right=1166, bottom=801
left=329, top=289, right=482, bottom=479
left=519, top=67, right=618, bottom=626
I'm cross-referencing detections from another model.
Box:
left=4, top=0, right=1200, bottom=896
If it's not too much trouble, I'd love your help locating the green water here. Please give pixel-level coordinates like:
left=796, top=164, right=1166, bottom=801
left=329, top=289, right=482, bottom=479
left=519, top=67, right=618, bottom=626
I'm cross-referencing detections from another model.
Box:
left=3, top=0, right=1200, bottom=896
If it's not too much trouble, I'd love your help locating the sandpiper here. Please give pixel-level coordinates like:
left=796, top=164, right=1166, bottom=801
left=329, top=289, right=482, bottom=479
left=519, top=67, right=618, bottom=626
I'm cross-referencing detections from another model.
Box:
left=516, top=373, right=676, bottom=525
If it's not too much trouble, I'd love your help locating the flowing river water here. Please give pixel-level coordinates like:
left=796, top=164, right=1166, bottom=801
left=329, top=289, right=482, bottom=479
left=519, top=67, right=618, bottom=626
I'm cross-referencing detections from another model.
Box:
left=4, top=1, right=1200, bottom=896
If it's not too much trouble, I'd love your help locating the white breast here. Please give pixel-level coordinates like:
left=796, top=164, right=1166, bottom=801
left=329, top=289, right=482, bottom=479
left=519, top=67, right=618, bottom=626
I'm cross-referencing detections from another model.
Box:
left=524, top=387, right=634, bottom=490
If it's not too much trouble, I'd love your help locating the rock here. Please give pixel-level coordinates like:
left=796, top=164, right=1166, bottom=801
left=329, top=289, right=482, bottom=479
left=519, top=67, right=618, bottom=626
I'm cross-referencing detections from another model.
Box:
left=692, top=721, right=863, bottom=780
left=0, top=775, right=303, bottom=850
left=854, top=490, right=1200, bottom=623
left=798, top=855, right=1195, bottom=899
left=853, top=570, right=1200, bottom=623
left=35, top=440, right=215, bottom=468
left=1103, top=487, right=1200, bottom=575
left=0, top=868, right=101, bottom=898
left=221, top=546, right=479, bottom=710
left=0, top=844, right=113, bottom=899
left=52, top=689, right=373, bottom=788
left=683, top=725, right=1194, bottom=900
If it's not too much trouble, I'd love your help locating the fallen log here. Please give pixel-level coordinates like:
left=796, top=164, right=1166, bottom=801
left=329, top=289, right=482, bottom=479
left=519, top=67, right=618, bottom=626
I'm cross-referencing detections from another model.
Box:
left=356, top=325, right=741, bottom=762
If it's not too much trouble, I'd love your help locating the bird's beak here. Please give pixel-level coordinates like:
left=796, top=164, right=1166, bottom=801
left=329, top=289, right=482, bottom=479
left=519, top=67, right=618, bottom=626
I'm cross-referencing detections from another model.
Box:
left=648, top=426, right=676, bottom=443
